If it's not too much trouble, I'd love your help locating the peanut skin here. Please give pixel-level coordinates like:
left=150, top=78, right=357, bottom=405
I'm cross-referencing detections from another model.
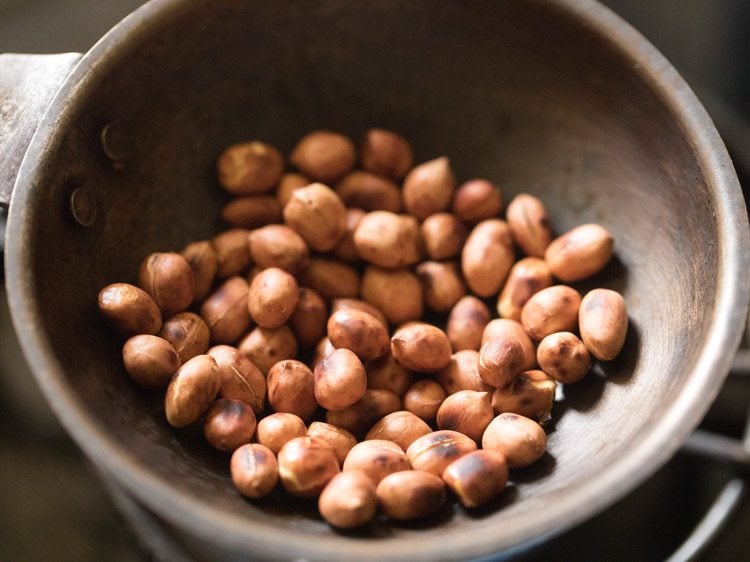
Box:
left=461, top=219, right=514, bottom=298
left=505, top=193, right=552, bottom=257
left=579, top=288, right=628, bottom=361
left=520, top=285, right=582, bottom=341
left=545, top=223, right=614, bottom=282
left=497, top=257, right=553, bottom=321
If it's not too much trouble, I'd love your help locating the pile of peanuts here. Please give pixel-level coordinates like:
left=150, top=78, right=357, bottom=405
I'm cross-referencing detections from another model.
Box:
left=98, top=129, right=628, bottom=528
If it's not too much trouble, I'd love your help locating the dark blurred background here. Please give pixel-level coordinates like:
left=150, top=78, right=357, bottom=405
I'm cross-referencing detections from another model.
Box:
left=1, top=1, right=748, bottom=560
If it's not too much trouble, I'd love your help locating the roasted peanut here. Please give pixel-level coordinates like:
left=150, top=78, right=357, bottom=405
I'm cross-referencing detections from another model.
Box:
left=200, top=276, right=251, bottom=344
left=208, top=345, right=266, bottom=415
left=491, top=369, right=557, bottom=423
left=402, top=157, right=455, bottom=220
left=353, top=211, right=422, bottom=268
left=482, top=318, right=536, bottom=370
left=331, top=208, right=366, bottom=263
left=289, top=130, right=356, bottom=184
left=478, top=336, right=526, bottom=388
left=403, top=380, right=447, bottom=422
left=537, top=331, right=591, bottom=384
left=343, top=440, right=410, bottom=484
left=248, top=224, right=309, bottom=275
left=211, top=228, right=252, bottom=278
left=376, top=470, right=447, bottom=521
left=122, top=334, right=181, bottom=388
left=360, top=128, right=413, bottom=181
left=327, top=309, right=389, bottom=361
left=436, top=390, right=494, bottom=443
left=267, top=360, right=317, bottom=421
left=217, top=140, right=284, bottom=194
left=331, top=298, right=387, bottom=327
left=299, top=258, right=360, bottom=300
left=238, top=325, right=298, bottom=375
left=164, top=354, right=221, bottom=428
left=545, top=223, right=614, bottom=282
left=314, top=348, right=367, bottom=411
left=276, top=172, right=310, bottom=207
left=138, top=252, right=194, bottom=316
left=256, top=412, right=307, bottom=455
left=98, top=283, right=162, bottom=335
left=416, top=261, right=466, bottom=313
left=365, top=411, right=432, bottom=451
left=505, top=193, right=553, bottom=257
left=288, top=288, right=328, bottom=350
left=319, top=471, right=378, bottom=529
left=158, top=311, right=211, bottom=363
left=442, top=450, right=508, bottom=509
left=361, top=267, right=423, bottom=325
left=520, top=285, right=582, bottom=341
left=406, top=430, right=477, bottom=476
left=366, top=354, right=412, bottom=397
left=482, top=413, right=547, bottom=468
left=231, top=443, right=279, bottom=499
left=325, top=389, right=401, bottom=437
left=247, top=267, right=299, bottom=329
left=420, top=212, right=468, bottom=261
left=277, top=436, right=340, bottom=498
left=283, top=183, right=347, bottom=252
left=222, top=195, right=283, bottom=229
left=461, top=219, right=514, bottom=297
left=181, top=241, right=218, bottom=303
left=307, top=422, right=357, bottom=465
left=335, top=171, right=402, bottom=213
left=436, top=350, right=493, bottom=395
left=451, top=179, right=502, bottom=224
left=446, top=296, right=491, bottom=352
left=203, top=398, right=257, bottom=452
left=497, top=257, right=553, bottom=321
left=311, top=337, right=336, bottom=370
left=391, top=323, right=452, bottom=373
left=579, top=288, right=628, bottom=361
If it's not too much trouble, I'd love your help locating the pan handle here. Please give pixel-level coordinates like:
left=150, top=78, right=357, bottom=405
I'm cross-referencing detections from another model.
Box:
left=0, top=52, right=82, bottom=210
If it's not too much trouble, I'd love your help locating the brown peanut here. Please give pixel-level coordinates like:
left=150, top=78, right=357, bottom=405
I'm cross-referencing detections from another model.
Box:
left=208, top=345, right=266, bottom=415
left=256, top=412, right=307, bottom=455
left=164, top=354, right=221, bottom=428
left=238, top=325, right=298, bottom=375
left=335, top=171, right=402, bottom=213
left=331, top=298, right=387, bottom=327
left=442, top=450, right=509, bottom=509
left=98, top=283, right=162, bottom=335
left=277, top=436, right=340, bottom=498
left=436, top=390, right=494, bottom=443
left=222, top=195, right=282, bottom=229
left=200, top=277, right=251, bottom=344
left=158, top=311, right=211, bottom=363
left=361, top=267, right=423, bottom=325
left=406, top=430, right=477, bottom=476
left=403, top=380, right=447, bottom=422
left=276, top=172, right=310, bottom=207
left=537, top=331, right=591, bottom=384
left=290, top=130, right=356, bottom=184
left=231, top=443, right=279, bottom=499
left=247, top=267, right=299, bottom=329
left=402, top=157, right=455, bottom=220
left=138, top=252, right=194, bottom=316
left=122, top=334, right=181, bottom=388
left=376, top=470, right=446, bottom=521
left=311, top=337, right=336, bottom=370
left=491, top=369, right=557, bottom=423
left=319, top=471, right=377, bottom=529
left=181, top=241, right=218, bottom=303
left=365, top=411, right=432, bottom=451
left=482, top=318, right=537, bottom=370
left=497, top=257, right=553, bottom=321
left=391, top=323, right=452, bottom=373
left=342, top=440, right=410, bottom=484
left=267, top=360, right=317, bottom=421
left=283, top=183, right=347, bottom=252
left=482, top=413, right=547, bottom=468
left=325, top=389, right=401, bottom=437
left=461, top=219, right=514, bottom=297
left=307, top=422, right=357, bottom=465
left=217, top=141, right=284, bottom=194
left=353, top=211, right=422, bottom=268
left=327, top=309, right=389, bottom=361
left=366, top=354, right=412, bottom=397
left=314, top=348, right=367, bottom=411
left=203, top=398, right=257, bottom=452
left=211, top=228, right=252, bottom=278
left=579, top=288, right=628, bottom=361
left=478, top=336, right=526, bottom=388
left=360, top=128, right=413, bottom=181
left=446, top=296, right=491, bottom=352
left=545, top=223, right=614, bottom=282
left=248, top=224, right=309, bottom=275
left=436, top=350, right=493, bottom=395
left=299, top=258, right=360, bottom=300
left=505, top=193, right=553, bottom=257
left=420, top=212, right=468, bottom=261
left=288, top=288, right=328, bottom=350
left=520, top=285, right=582, bottom=341
left=416, top=261, right=466, bottom=313
left=451, top=179, right=502, bottom=224
left=331, top=208, right=366, bottom=263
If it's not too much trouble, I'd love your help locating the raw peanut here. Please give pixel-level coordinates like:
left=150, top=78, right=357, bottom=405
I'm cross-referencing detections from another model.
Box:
left=200, top=276, right=251, bottom=344
left=579, top=288, right=628, bottom=361
left=406, top=430, right=477, bottom=476
left=442, top=450, right=509, bottom=509
left=299, top=258, right=360, bottom=300
left=122, top=335, right=180, bottom=388
left=537, top=331, right=591, bottom=384
left=231, top=443, right=279, bottom=499
left=331, top=298, right=387, bottom=327
left=343, top=440, right=410, bottom=484
left=478, top=336, right=526, bottom=388
left=482, top=413, right=547, bottom=468
left=451, top=179, right=502, bottom=224
left=277, top=436, right=340, bottom=498
left=461, top=219, right=514, bottom=297
left=353, top=211, right=422, bottom=268
left=290, top=130, right=356, bottom=184
left=360, top=128, right=414, bottom=181
left=361, top=267, right=423, bottom=325
left=283, top=183, right=347, bottom=252
left=256, top=412, right=307, bottom=455
left=391, top=323, right=452, bottom=373
left=319, top=470, right=377, bottom=529
left=436, top=350, right=493, bottom=395
left=238, top=325, right=298, bottom=375
left=491, top=369, right=557, bottom=423
left=216, top=140, right=284, bottom=194
left=289, top=288, right=328, bottom=350
left=482, top=318, right=536, bottom=370
left=247, top=267, right=299, bottom=328
left=327, top=309, right=389, bottom=361
left=366, top=354, right=412, bottom=397
left=415, top=261, right=466, bottom=313
left=311, top=337, right=336, bottom=370
left=545, top=223, right=614, bottom=282
left=403, top=380, right=446, bottom=422
left=138, top=252, right=194, bottom=316
left=276, top=172, right=310, bottom=207
left=222, top=195, right=282, bottom=229
left=158, top=312, right=211, bottom=363
left=497, top=257, right=553, bottom=321
left=335, top=171, right=402, bottom=213
left=203, top=398, right=257, bottom=452
left=314, top=348, right=367, bottom=411
left=420, top=212, right=468, bottom=261
left=331, top=208, right=366, bottom=263
left=376, top=470, right=446, bottom=521
left=365, top=411, right=432, bottom=451
left=325, top=389, right=401, bottom=438
left=211, top=229, right=252, bottom=278
left=307, top=422, right=357, bottom=465
left=181, top=241, right=218, bottom=303
left=520, top=285, right=582, bottom=341
left=446, top=296, right=491, bottom=352
left=248, top=224, right=309, bottom=275
left=208, top=345, right=266, bottom=415
left=402, top=157, right=455, bottom=220
left=267, top=360, right=317, bottom=421
left=436, top=390, right=494, bottom=443
left=164, top=354, right=221, bottom=428
left=98, top=283, right=162, bottom=335
left=505, top=193, right=553, bottom=257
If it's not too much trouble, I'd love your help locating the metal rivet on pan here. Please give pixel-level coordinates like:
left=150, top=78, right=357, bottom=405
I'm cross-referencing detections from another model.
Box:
left=101, top=121, right=128, bottom=170
left=70, top=187, right=97, bottom=226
